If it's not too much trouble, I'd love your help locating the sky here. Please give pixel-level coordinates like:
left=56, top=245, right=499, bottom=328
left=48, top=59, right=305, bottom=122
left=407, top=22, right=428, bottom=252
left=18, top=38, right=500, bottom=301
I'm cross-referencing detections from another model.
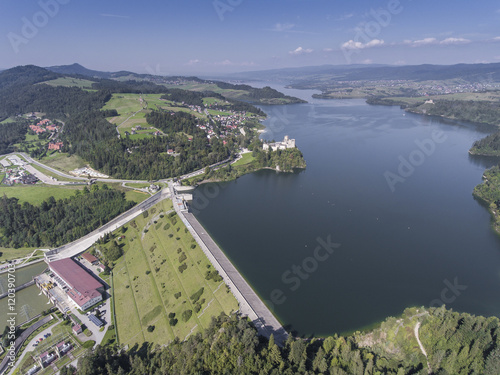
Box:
left=1, top=0, right=500, bottom=75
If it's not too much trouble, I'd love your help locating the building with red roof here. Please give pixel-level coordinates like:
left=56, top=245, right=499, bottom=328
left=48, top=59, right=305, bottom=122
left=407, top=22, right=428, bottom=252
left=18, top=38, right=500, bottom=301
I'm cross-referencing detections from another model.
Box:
left=49, top=258, right=104, bottom=310
left=48, top=142, right=63, bottom=151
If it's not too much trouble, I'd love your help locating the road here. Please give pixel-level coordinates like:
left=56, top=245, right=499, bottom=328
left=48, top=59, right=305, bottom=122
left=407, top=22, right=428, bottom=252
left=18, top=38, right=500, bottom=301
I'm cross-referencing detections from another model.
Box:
left=0, top=315, right=53, bottom=375
left=47, top=188, right=170, bottom=261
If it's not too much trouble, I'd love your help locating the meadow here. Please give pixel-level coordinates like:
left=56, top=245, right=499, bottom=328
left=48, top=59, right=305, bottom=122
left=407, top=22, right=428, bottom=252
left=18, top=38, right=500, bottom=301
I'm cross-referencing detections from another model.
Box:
left=112, top=199, right=237, bottom=347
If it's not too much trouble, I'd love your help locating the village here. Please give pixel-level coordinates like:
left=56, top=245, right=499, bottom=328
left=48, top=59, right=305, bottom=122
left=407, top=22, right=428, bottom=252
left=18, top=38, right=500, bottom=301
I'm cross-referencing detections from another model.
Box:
left=24, top=114, right=64, bottom=152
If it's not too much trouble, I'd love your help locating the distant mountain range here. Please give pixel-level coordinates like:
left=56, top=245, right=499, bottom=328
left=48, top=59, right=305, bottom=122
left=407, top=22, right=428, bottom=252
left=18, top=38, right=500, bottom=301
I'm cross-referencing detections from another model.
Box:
left=222, top=63, right=500, bottom=84
left=40, top=62, right=500, bottom=86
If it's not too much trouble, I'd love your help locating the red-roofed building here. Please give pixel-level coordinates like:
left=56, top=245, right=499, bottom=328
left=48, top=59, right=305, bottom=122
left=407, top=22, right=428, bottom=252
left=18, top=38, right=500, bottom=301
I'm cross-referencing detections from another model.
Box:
left=81, top=252, right=99, bottom=265
left=46, top=125, right=58, bottom=132
left=37, top=119, right=50, bottom=126
left=29, top=125, right=46, bottom=134
left=48, top=142, right=63, bottom=151
left=49, top=258, right=104, bottom=310
left=72, top=324, right=82, bottom=334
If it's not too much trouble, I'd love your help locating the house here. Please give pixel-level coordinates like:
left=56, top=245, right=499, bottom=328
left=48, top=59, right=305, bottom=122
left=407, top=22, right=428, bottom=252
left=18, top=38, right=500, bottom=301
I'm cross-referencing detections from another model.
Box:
left=37, top=119, right=50, bottom=126
left=29, top=125, right=46, bottom=134
left=81, top=252, right=99, bottom=265
left=48, top=142, right=63, bottom=151
left=72, top=324, right=82, bottom=334
left=46, top=125, right=58, bottom=132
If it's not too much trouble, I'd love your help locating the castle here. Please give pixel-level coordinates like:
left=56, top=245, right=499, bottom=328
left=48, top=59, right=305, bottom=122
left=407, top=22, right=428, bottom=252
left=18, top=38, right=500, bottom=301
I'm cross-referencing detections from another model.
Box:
left=262, top=135, right=296, bottom=151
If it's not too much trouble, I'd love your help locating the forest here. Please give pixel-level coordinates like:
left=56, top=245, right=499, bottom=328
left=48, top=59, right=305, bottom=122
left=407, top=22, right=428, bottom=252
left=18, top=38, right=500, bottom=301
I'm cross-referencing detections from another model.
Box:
left=213, top=81, right=307, bottom=104
left=67, top=307, right=500, bottom=375
left=0, top=185, right=135, bottom=248
left=470, top=132, right=500, bottom=156
left=161, top=89, right=266, bottom=116
left=59, top=109, right=230, bottom=180
left=0, top=120, right=28, bottom=154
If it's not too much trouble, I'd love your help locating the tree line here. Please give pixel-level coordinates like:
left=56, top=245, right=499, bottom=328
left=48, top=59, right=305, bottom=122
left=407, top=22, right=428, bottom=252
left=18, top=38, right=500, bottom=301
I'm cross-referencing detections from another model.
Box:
left=69, top=307, right=500, bottom=375
left=0, top=185, right=135, bottom=248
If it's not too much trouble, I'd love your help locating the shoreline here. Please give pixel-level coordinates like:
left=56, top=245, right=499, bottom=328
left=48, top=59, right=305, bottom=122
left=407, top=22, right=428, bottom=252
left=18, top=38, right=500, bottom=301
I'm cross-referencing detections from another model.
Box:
left=170, top=183, right=288, bottom=344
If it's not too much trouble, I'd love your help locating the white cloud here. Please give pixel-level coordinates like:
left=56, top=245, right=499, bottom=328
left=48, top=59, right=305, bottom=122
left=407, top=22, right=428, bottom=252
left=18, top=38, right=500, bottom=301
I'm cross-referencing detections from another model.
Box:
left=393, top=60, right=406, bottom=65
left=366, top=39, right=384, bottom=47
left=361, top=59, right=373, bottom=64
left=440, top=37, right=470, bottom=45
left=323, top=48, right=334, bottom=52
left=411, top=38, right=438, bottom=46
left=403, top=37, right=471, bottom=47
left=493, top=36, right=500, bottom=41
left=289, top=46, right=313, bottom=55
left=341, top=39, right=384, bottom=50
left=337, top=13, right=354, bottom=21
left=186, top=59, right=201, bottom=66
left=271, top=23, right=295, bottom=32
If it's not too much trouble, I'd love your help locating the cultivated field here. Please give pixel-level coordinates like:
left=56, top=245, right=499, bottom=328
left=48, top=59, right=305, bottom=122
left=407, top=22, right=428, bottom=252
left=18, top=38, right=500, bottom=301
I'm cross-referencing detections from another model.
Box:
left=112, top=199, right=237, bottom=347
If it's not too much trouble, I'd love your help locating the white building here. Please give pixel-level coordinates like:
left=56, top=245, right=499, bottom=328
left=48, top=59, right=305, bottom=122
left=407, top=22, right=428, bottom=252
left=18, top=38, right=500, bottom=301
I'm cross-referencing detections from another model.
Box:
left=263, top=135, right=296, bottom=151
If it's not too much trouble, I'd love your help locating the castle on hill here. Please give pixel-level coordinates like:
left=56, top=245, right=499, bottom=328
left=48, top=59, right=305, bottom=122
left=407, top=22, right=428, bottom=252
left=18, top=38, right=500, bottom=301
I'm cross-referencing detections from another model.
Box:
left=262, top=135, right=296, bottom=151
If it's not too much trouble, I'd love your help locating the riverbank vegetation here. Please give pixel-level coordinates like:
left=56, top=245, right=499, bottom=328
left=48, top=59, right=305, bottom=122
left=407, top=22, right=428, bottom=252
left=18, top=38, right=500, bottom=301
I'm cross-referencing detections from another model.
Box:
left=74, top=306, right=500, bottom=374
left=473, top=166, right=500, bottom=233
left=470, top=132, right=500, bottom=156
left=184, top=147, right=306, bottom=186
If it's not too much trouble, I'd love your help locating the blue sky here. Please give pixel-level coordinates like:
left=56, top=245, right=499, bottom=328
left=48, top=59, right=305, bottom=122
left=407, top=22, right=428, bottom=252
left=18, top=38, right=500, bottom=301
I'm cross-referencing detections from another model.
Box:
left=1, top=0, right=500, bottom=74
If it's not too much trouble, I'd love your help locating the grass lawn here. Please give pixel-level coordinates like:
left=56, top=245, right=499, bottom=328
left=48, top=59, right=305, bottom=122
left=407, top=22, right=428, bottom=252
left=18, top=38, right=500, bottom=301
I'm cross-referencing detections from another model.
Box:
left=0, top=117, right=16, bottom=124
left=112, top=199, right=237, bottom=347
left=102, top=93, right=145, bottom=116
left=232, top=153, right=255, bottom=167
left=39, top=77, right=95, bottom=89
left=0, top=247, right=39, bottom=262
left=124, top=190, right=150, bottom=203
left=0, top=184, right=81, bottom=204
left=124, top=182, right=150, bottom=189
left=208, top=109, right=232, bottom=116
left=39, top=153, right=87, bottom=173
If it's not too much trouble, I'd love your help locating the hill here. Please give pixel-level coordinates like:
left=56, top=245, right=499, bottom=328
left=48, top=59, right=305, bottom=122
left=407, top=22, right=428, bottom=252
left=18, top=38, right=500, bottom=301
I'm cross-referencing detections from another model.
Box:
left=225, top=62, right=500, bottom=85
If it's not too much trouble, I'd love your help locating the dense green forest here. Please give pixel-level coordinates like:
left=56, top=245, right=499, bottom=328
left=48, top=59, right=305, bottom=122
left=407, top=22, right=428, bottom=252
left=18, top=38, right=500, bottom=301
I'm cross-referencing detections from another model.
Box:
left=472, top=166, right=500, bottom=233
left=0, top=120, right=28, bottom=154
left=470, top=132, right=500, bottom=156
left=367, top=97, right=500, bottom=127
left=412, top=99, right=500, bottom=126
left=0, top=185, right=135, bottom=248
left=70, top=307, right=500, bottom=375
left=60, top=109, right=230, bottom=179
left=214, top=81, right=307, bottom=104
left=161, top=89, right=266, bottom=115
left=188, top=148, right=306, bottom=185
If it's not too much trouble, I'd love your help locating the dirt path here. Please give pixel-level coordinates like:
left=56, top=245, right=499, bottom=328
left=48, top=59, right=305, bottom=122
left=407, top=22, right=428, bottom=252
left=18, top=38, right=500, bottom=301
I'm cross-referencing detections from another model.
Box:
left=414, top=321, right=432, bottom=374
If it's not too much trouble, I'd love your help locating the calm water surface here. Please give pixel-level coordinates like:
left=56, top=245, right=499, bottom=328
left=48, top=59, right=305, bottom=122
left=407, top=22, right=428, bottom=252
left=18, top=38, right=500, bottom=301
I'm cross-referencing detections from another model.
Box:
left=193, top=85, right=500, bottom=336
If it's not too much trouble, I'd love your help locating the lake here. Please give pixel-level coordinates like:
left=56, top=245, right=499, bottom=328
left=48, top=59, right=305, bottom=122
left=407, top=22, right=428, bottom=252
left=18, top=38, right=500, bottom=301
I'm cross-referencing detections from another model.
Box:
left=193, top=85, right=500, bottom=336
